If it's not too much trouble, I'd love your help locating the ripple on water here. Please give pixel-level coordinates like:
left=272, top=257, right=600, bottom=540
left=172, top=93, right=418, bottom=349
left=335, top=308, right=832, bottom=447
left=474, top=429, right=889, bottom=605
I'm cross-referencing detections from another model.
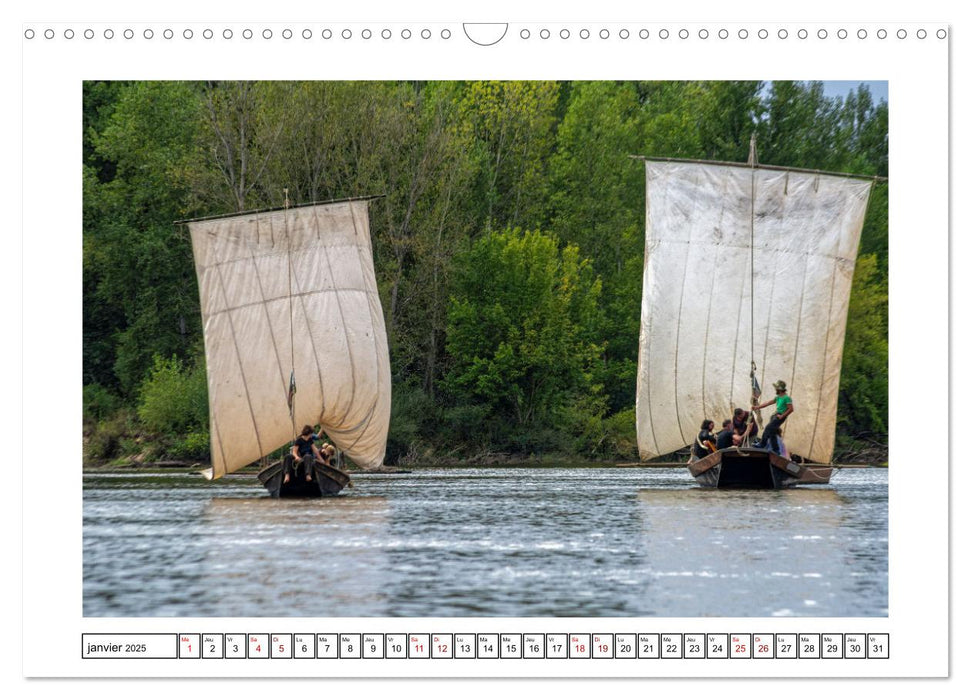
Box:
left=83, top=466, right=888, bottom=617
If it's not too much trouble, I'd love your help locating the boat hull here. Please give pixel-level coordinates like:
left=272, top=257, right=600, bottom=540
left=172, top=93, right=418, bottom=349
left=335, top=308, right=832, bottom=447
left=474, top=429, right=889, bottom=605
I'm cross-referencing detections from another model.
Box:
left=688, top=447, right=831, bottom=488
left=257, top=455, right=351, bottom=498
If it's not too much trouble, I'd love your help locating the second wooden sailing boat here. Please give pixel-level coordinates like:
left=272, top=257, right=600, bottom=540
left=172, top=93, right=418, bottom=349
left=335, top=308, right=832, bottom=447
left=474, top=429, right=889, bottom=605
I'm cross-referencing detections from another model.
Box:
left=634, top=145, right=877, bottom=488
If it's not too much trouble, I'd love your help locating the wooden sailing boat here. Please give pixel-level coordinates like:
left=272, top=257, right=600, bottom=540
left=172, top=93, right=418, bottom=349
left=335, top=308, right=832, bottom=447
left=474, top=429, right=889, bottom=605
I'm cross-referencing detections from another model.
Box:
left=633, top=141, right=878, bottom=488
left=186, top=196, right=391, bottom=497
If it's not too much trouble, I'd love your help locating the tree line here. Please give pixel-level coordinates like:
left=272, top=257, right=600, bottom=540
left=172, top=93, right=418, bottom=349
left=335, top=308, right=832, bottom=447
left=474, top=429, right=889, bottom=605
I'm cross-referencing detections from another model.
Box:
left=82, top=80, right=888, bottom=465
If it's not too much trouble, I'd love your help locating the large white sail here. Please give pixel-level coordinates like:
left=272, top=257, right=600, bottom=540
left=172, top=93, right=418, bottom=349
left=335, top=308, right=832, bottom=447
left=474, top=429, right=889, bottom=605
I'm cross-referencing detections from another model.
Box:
left=636, top=161, right=872, bottom=463
left=188, top=199, right=391, bottom=479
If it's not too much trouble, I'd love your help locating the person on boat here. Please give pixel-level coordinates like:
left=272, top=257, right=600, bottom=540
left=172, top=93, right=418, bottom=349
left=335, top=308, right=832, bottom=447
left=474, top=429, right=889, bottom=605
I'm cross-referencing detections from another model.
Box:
left=693, top=420, right=717, bottom=459
left=317, top=443, right=336, bottom=466
left=308, top=426, right=330, bottom=462
left=753, top=380, right=794, bottom=454
left=714, top=419, right=734, bottom=450
left=731, top=408, right=757, bottom=446
left=286, top=425, right=323, bottom=484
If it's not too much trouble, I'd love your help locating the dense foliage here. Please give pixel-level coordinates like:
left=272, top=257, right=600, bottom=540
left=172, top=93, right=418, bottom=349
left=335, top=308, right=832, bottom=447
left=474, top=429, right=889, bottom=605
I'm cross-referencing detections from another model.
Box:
left=83, top=80, right=888, bottom=464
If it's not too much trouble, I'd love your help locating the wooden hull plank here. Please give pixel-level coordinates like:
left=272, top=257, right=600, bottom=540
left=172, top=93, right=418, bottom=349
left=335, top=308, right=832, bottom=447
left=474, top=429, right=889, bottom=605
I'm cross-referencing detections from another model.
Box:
left=257, top=455, right=351, bottom=498
left=687, top=447, right=831, bottom=488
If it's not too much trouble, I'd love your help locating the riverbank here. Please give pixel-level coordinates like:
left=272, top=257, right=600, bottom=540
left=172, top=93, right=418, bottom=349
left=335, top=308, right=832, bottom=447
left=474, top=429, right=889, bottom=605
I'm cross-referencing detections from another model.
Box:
left=84, top=407, right=887, bottom=472
left=83, top=440, right=889, bottom=473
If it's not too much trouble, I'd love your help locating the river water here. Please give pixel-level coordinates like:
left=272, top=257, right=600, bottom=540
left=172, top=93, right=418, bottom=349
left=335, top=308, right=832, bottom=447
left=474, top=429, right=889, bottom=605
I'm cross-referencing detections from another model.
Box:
left=83, top=466, right=887, bottom=618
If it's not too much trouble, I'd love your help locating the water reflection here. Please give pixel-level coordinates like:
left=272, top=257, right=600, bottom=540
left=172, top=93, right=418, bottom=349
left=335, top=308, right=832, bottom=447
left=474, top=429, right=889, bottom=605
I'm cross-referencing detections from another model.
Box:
left=637, top=487, right=885, bottom=616
left=198, top=497, right=389, bottom=617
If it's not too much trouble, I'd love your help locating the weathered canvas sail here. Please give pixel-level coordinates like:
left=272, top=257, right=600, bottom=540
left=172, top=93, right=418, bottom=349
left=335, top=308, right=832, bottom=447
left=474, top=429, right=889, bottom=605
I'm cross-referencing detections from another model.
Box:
left=636, top=161, right=872, bottom=463
left=188, top=199, right=391, bottom=479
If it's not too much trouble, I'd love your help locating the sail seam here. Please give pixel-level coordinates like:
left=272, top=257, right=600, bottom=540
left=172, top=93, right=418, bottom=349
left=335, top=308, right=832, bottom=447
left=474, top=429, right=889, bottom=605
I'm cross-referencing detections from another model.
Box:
left=788, top=253, right=810, bottom=407
left=808, top=256, right=840, bottom=460
left=760, top=271, right=778, bottom=390
left=296, top=207, right=326, bottom=414
left=335, top=397, right=380, bottom=463
left=288, top=218, right=328, bottom=433
left=210, top=401, right=229, bottom=479
left=601, top=239, right=858, bottom=263
left=325, top=402, right=377, bottom=434
left=760, top=173, right=786, bottom=391
left=198, top=288, right=377, bottom=317
left=786, top=174, right=833, bottom=458
left=699, top=189, right=730, bottom=430
left=699, top=236, right=718, bottom=432
left=347, top=201, right=387, bottom=466
left=204, top=228, right=369, bottom=251
left=672, top=242, right=687, bottom=448
left=727, top=235, right=749, bottom=416
left=319, top=203, right=360, bottom=430
left=672, top=168, right=703, bottom=449
left=642, top=163, right=661, bottom=458
left=248, top=214, right=290, bottom=414
left=807, top=180, right=872, bottom=462
left=212, top=255, right=265, bottom=463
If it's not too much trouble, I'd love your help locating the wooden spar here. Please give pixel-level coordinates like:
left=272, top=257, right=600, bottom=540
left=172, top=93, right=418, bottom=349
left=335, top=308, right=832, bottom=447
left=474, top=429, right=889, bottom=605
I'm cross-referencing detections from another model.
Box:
left=628, top=155, right=888, bottom=183
left=173, top=194, right=386, bottom=225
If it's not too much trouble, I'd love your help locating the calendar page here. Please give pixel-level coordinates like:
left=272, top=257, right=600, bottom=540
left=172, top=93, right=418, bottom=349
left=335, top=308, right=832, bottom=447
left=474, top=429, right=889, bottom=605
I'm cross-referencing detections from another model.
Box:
left=15, top=0, right=953, bottom=692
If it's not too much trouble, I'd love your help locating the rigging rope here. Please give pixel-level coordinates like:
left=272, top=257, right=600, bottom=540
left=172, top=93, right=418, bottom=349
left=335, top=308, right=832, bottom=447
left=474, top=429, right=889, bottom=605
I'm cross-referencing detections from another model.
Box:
left=285, top=188, right=297, bottom=444
left=747, top=134, right=763, bottom=443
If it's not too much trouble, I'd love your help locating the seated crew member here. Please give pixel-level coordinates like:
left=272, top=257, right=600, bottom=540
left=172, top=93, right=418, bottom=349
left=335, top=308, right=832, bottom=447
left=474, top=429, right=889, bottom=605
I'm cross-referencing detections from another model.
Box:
left=693, top=420, right=717, bottom=459
left=753, top=380, right=794, bottom=454
left=317, top=443, right=336, bottom=466
left=310, top=426, right=327, bottom=461
left=732, top=407, right=757, bottom=446
left=287, top=425, right=323, bottom=484
left=714, top=419, right=734, bottom=450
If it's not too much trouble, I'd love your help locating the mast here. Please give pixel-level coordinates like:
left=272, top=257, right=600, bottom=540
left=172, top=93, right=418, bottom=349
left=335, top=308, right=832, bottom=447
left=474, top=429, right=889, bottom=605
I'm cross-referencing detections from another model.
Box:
left=747, top=134, right=763, bottom=439
left=284, top=188, right=298, bottom=446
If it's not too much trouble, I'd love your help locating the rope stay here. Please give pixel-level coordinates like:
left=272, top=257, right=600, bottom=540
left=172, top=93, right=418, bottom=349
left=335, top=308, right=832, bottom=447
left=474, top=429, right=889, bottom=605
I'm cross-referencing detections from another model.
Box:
left=746, top=133, right=763, bottom=444
left=285, top=188, right=297, bottom=445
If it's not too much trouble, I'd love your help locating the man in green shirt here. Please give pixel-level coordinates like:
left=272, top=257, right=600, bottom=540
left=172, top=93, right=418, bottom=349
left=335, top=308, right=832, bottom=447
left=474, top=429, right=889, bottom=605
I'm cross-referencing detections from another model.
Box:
left=753, top=380, right=793, bottom=454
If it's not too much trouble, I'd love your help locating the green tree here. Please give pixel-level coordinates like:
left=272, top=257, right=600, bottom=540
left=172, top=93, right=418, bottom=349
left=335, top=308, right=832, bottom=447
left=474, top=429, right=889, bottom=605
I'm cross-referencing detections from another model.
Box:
left=84, top=81, right=208, bottom=395
left=457, top=81, right=561, bottom=231
left=838, top=254, right=888, bottom=437
left=445, top=229, right=603, bottom=435
left=382, top=82, right=480, bottom=396
left=548, top=81, right=646, bottom=413
left=549, top=81, right=643, bottom=273
left=759, top=81, right=840, bottom=169
left=697, top=81, right=763, bottom=161
left=837, top=84, right=889, bottom=177
left=137, top=354, right=209, bottom=434
left=200, top=81, right=284, bottom=212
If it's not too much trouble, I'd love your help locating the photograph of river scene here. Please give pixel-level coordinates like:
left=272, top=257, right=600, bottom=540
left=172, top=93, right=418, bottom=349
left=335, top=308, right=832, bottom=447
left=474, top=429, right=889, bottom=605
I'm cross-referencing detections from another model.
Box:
left=83, top=80, right=888, bottom=617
